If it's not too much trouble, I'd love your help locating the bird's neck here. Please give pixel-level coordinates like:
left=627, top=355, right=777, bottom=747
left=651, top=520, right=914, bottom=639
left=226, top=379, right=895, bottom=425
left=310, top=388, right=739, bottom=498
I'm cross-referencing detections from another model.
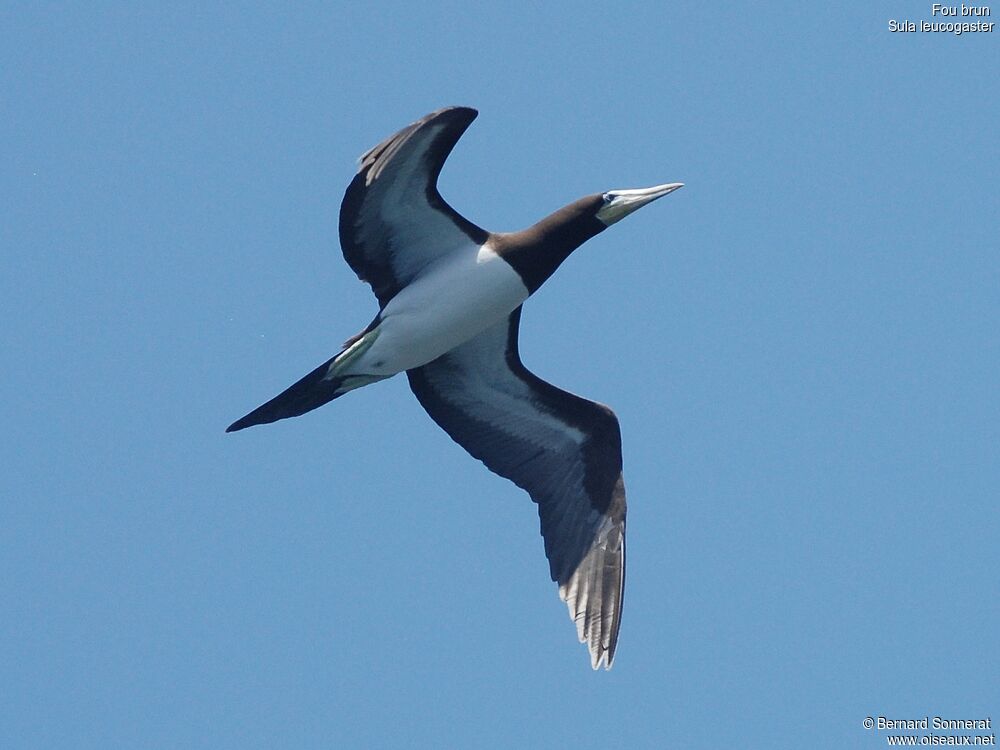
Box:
left=491, top=196, right=607, bottom=294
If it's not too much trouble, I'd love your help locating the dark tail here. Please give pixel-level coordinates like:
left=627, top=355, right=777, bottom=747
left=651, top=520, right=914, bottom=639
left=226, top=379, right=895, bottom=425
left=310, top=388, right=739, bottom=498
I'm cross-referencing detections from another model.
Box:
left=227, top=322, right=385, bottom=433
left=226, top=357, right=345, bottom=432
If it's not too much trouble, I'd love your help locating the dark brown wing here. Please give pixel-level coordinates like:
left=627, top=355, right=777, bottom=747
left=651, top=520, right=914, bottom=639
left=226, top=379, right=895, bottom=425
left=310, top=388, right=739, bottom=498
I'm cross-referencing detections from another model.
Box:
left=338, top=107, right=488, bottom=308
left=407, top=308, right=627, bottom=669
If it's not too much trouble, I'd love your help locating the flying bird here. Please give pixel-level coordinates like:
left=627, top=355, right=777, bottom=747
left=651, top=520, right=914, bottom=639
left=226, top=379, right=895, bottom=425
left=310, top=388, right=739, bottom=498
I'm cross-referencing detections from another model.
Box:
left=227, top=107, right=683, bottom=669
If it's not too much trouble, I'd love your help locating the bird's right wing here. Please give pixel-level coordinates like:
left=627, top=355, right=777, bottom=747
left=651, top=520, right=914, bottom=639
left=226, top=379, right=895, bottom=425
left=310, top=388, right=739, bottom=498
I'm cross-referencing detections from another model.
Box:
left=339, top=107, right=488, bottom=308
left=406, top=308, right=627, bottom=669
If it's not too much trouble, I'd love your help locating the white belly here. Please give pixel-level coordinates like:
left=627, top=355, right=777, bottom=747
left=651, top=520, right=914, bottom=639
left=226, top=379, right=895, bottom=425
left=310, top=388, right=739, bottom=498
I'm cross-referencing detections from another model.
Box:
left=348, top=242, right=529, bottom=375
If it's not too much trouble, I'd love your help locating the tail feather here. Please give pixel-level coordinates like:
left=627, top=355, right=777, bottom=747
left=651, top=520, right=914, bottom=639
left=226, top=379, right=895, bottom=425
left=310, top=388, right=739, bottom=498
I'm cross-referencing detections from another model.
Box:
left=227, top=325, right=383, bottom=433
left=226, top=357, right=346, bottom=432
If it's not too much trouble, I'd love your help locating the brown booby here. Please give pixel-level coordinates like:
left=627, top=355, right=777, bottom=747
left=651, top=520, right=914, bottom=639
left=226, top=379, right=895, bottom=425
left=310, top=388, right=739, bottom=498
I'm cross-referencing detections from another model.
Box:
left=227, top=107, right=683, bottom=669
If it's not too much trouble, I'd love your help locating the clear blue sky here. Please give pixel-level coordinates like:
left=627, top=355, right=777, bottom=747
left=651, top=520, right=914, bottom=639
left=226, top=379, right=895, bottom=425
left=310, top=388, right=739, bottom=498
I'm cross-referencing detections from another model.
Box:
left=4, top=3, right=998, bottom=748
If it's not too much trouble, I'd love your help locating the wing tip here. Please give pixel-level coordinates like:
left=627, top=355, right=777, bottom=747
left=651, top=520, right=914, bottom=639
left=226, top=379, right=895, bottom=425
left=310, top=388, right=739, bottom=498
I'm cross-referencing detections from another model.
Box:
left=416, top=105, right=479, bottom=143
left=591, top=645, right=617, bottom=671
left=353, top=106, right=479, bottom=165
left=430, top=105, right=478, bottom=123
left=557, top=515, right=626, bottom=672
left=559, top=577, right=624, bottom=672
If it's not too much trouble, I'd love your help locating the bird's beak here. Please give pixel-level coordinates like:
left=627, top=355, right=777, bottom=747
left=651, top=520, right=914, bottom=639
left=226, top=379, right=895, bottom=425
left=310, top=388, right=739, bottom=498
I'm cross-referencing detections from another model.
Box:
left=596, top=182, right=684, bottom=226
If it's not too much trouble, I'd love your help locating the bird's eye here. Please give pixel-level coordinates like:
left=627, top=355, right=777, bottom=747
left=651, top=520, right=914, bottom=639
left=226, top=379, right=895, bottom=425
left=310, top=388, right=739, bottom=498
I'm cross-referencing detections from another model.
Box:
left=602, top=192, right=614, bottom=204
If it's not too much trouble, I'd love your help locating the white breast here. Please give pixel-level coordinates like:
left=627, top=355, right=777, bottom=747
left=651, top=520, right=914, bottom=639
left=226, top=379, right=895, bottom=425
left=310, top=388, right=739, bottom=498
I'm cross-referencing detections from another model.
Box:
left=348, top=242, right=529, bottom=376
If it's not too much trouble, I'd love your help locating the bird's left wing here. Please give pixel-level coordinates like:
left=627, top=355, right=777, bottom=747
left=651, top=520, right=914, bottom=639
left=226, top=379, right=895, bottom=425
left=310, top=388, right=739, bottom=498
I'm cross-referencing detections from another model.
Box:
left=339, top=106, right=488, bottom=308
left=406, top=308, right=627, bottom=669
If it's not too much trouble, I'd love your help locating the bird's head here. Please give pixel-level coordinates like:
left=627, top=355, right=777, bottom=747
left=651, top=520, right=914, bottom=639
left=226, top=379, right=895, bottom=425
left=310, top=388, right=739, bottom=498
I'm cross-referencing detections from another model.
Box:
left=595, top=182, right=684, bottom=226
left=493, top=180, right=684, bottom=294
